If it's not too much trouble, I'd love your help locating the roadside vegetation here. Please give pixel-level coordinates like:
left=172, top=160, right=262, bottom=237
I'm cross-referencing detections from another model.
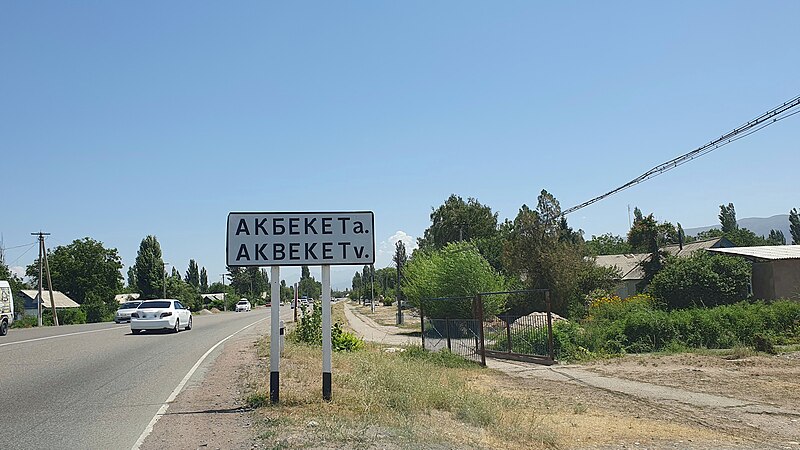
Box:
left=250, top=309, right=558, bottom=449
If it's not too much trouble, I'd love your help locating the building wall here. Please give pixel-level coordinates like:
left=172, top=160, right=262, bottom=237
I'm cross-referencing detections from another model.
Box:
left=614, top=280, right=639, bottom=299
left=751, top=262, right=775, bottom=300
left=772, top=260, right=800, bottom=300
left=752, top=260, right=800, bottom=300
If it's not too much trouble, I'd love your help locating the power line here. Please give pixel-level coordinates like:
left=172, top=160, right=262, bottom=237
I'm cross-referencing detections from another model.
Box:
left=562, top=94, right=800, bottom=216
left=2, top=242, right=37, bottom=251
left=8, top=243, right=37, bottom=266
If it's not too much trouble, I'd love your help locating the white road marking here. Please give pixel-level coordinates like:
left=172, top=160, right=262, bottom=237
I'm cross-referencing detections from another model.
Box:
left=0, top=325, right=128, bottom=348
left=131, top=316, right=269, bottom=450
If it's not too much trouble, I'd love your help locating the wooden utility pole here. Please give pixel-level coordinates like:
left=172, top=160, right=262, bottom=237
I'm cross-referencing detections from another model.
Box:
left=31, top=231, right=58, bottom=326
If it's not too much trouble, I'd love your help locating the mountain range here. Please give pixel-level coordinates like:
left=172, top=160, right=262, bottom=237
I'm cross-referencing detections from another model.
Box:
left=684, top=214, right=792, bottom=241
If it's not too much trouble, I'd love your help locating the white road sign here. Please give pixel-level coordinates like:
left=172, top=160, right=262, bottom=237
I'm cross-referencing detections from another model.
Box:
left=226, top=211, right=375, bottom=266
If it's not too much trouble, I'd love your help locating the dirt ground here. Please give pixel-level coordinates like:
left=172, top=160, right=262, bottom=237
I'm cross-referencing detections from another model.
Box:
left=142, top=324, right=800, bottom=450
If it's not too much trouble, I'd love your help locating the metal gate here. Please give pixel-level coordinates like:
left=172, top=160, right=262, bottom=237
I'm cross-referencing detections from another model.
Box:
left=420, top=290, right=554, bottom=366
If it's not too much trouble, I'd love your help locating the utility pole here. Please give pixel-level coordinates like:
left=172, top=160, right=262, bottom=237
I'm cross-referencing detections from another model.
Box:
left=31, top=231, right=58, bottom=326
left=370, top=264, right=375, bottom=313
left=220, top=273, right=229, bottom=311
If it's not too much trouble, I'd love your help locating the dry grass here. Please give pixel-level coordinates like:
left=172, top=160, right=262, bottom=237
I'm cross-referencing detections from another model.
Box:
left=250, top=313, right=557, bottom=449
left=353, top=302, right=421, bottom=331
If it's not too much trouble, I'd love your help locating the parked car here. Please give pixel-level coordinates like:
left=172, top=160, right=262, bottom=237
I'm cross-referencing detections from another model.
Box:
left=235, top=299, right=251, bottom=312
left=130, top=299, right=192, bottom=334
left=114, top=301, right=142, bottom=323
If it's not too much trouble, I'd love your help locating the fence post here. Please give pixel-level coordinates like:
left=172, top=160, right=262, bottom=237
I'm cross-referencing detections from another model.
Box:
left=420, top=300, right=426, bottom=350
left=505, top=314, right=512, bottom=353
left=476, top=294, right=486, bottom=366
left=445, top=317, right=451, bottom=351
left=546, top=291, right=554, bottom=361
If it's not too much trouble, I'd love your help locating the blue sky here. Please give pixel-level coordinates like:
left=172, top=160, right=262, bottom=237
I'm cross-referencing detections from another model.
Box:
left=2, top=1, right=798, bottom=289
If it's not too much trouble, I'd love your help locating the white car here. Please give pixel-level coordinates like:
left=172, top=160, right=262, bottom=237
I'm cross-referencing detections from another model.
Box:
left=130, top=299, right=192, bottom=334
left=114, top=301, right=142, bottom=323
left=235, top=299, right=251, bottom=312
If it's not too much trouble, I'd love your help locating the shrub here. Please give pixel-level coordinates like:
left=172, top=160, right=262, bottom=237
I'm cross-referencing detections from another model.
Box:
left=648, top=253, right=750, bottom=309
left=293, top=302, right=364, bottom=352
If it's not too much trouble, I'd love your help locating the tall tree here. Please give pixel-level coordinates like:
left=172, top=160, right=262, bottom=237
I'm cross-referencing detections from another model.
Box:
left=719, top=203, right=738, bottom=233
left=298, top=265, right=321, bottom=299
left=503, top=194, right=590, bottom=316
left=185, top=259, right=200, bottom=288
left=26, top=237, right=123, bottom=321
left=417, top=194, right=498, bottom=249
left=767, top=229, right=786, bottom=246
left=135, top=235, right=164, bottom=299
left=790, top=208, right=800, bottom=245
left=351, top=272, right=362, bottom=298
left=633, top=207, right=644, bottom=224
left=126, top=266, right=137, bottom=289
left=199, top=267, right=209, bottom=292
left=171, top=266, right=180, bottom=278
left=393, top=239, right=407, bottom=294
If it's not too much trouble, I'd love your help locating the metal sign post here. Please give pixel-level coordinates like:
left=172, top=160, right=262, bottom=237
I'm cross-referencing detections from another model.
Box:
left=321, top=265, right=332, bottom=400
left=227, top=211, right=375, bottom=404
left=270, top=266, right=280, bottom=404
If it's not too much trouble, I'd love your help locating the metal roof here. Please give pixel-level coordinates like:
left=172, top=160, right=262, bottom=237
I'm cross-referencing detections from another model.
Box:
left=707, top=245, right=800, bottom=261
left=663, top=237, right=733, bottom=257
left=593, top=253, right=651, bottom=280
left=20, top=290, right=81, bottom=308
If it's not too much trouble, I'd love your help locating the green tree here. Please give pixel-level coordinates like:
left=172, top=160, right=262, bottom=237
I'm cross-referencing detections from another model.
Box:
left=648, top=253, right=750, bottom=309
left=199, top=267, right=208, bottom=292
left=135, top=236, right=165, bottom=299
left=767, top=229, right=786, bottom=246
left=298, top=265, right=321, bottom=299
left=126, top=266, right=137, bottom=290
left=393, top=240, right=408, bottom=304
left=719, top=203, right=738, bottom=233
left=26, top=237, right=123, bottom=309
left=585, top=233, right=631, bottom=256
left=790, top=208, right=800, bottom=245
left=351, top=272, right=363, bottom=299
left=502, top=192, right=590, bottom=316
left=403, top=242, right=507, bottom=318
left=417, top=194, right=498, bottom=249
left=185, top=259, right=200, bottom=288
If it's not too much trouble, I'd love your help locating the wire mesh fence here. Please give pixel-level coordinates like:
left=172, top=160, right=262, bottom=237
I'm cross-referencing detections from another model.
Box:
left=420, top=290, right=554, bottom=366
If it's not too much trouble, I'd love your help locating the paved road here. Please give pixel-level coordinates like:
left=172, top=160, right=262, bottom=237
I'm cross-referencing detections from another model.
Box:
left=0, top=307, right=286, bottom=450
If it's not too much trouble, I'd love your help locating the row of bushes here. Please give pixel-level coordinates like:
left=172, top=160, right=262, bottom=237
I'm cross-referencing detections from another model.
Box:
left=552, top=295, right=800, bottom=359
left=294, top=302, right=364, bottom=352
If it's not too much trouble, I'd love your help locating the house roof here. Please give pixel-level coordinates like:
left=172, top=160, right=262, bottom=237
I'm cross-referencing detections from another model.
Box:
left=663, top=237, right=734, bottom=257
left=593, top=253, right=651, bottom=281
left=20, top=290, right=81, bottom=308
left=114, top=293, right=141, bottom=303
left=202, top=293, right=225, bottom=301
left=708, top=245, right=800, bottom=261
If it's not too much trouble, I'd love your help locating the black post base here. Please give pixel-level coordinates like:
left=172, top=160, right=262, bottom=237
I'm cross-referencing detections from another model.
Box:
left=322, top=372, right=332, bottom=401
left=270, top=371, right=279, bottom=404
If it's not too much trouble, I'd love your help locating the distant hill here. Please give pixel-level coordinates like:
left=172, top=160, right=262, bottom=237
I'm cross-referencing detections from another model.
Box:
left=685, top=214, right=791, bottom=240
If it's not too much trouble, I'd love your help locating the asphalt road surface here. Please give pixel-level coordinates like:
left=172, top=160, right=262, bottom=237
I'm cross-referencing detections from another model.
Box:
left=0, top=307, right=285, bottom=450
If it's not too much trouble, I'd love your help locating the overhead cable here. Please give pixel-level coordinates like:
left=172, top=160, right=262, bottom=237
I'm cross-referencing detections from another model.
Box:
left=562, top=94, right=800, bottom=216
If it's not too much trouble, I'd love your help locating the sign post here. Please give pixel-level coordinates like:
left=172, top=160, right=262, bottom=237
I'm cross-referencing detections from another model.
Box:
left=321, top=265, right=332, bottom=400
left=227, top=211, right=374, bottom=403
left=270, top=266, right=280, bottom=404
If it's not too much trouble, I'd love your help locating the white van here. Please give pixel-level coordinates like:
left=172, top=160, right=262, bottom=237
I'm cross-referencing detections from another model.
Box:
left=0, top=281, right=14, bottom=336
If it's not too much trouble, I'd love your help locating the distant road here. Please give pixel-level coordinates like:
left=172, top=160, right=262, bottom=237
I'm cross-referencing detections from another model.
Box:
left=0, top=308, right=283, bottom=450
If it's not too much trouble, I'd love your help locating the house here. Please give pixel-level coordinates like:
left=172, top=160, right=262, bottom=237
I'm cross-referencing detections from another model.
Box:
left=19, top=290, right=81, bottom=317
left=593, top=253, right=650, bottom=298
left=593, top=237, right=735, bottom=298
left=114, top=293, right=141, bottom=304
left=201, top=293, right=225, bottom=304
left=708, top=245, right=800, bottom=300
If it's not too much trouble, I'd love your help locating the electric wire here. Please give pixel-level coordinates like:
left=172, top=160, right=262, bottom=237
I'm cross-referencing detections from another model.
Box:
left=561, top=94, right=800, bottom=216
left=8, top=243, right=37, bottom=266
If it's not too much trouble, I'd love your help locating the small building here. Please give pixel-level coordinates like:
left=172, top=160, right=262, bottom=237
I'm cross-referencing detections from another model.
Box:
left=594, top=237, right=735, bottom=298
left=708, top=245, right=800, bottom=300
left=201, top=293, right=225, bottom=304
left=19, top=290, right=81, bottom=317
left=593, top=253, right=650, bottom=298
left=114, top=293, right=141, bottom=304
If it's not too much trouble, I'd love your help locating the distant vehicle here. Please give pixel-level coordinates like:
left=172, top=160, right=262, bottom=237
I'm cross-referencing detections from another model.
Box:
left=235, top=299, right=251, bottom=312
left=130, top=299, right=192, bottom=334
left=0, top=281, right=14, bottom=336
left=114, top=301, right=142, bottom=323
